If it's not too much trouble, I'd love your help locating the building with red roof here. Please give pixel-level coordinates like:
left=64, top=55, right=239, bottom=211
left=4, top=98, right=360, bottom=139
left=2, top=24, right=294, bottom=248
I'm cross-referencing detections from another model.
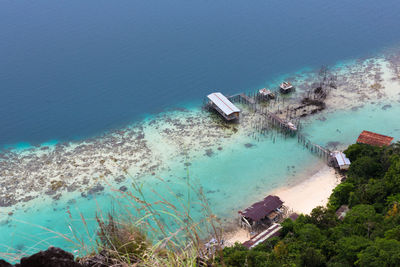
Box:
left=356, top=130, right=393, bottom=147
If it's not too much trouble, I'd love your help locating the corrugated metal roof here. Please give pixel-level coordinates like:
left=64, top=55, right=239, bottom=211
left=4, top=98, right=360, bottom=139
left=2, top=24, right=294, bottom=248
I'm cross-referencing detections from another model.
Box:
left=334, top=152, right=351, bottom=166
left=207, top=92, right=240, bottom=116
left=357, top=130, right=394, bottom=147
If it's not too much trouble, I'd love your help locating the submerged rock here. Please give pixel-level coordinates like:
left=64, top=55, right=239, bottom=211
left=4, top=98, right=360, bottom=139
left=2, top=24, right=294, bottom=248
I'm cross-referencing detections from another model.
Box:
left=87, top=183, right=104, bottom=196
left=0, top=197, right=16, bottom=207
left=204, top=149, right=214, bottom=157
left=114, top=175, right=125, bottom=183
left=67, top=199, right=76, bottom=205
left=52, top=194, right=62, bottom=201
left=119, top=186, right=128, bottom=192
left=327, top=141, right=341, bottom=149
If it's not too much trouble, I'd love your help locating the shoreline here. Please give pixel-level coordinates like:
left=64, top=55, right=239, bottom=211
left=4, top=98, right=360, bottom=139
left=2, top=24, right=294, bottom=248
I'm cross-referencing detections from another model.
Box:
left=222, top=165, right=341, bottom=245
left=272, top=165, right=341, bottom=215
left=1, top=47, right=400, bottom=254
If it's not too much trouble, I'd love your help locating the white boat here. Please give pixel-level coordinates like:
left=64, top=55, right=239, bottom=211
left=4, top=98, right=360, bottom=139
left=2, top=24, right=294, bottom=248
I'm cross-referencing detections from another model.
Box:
left=287, top=122, right=297, bottom=131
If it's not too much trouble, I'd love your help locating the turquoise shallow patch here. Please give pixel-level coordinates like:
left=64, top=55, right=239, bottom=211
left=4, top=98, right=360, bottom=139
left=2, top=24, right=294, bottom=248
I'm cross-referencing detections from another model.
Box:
left=2, top=100, right=400, bottom=257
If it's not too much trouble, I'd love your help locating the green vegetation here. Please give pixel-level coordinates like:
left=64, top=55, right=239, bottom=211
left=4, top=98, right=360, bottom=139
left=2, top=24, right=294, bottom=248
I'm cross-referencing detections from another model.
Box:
left=71, top=177, right=225, bottom=267
left=10, top=142, right=400, bottom=266
left=219, top=142, right=400, bottom=266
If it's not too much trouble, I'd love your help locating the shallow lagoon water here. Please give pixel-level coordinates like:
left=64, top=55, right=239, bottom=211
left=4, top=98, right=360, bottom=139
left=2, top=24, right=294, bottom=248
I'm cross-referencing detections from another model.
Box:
left=1, top=125, right=323, bottom=256
left=1, top=1, right=400, bottom=259
left=1, top=98, right=400, bottom=258
left=303, top=102, right=400, bottom=147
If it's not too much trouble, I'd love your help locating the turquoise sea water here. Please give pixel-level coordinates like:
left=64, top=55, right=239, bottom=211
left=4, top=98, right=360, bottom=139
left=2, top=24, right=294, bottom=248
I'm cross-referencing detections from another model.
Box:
left=1, top=0, right=400, bottom=262
left=303, top=104, right=400, bottom=147
left=1, top=99, right=400, bottom=259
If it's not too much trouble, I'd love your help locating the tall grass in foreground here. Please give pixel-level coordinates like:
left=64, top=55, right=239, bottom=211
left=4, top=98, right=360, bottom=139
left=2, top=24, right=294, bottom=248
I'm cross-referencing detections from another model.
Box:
left=0, top=162, right=227, bottom=266
left=73, top=170, right=225, bottom=266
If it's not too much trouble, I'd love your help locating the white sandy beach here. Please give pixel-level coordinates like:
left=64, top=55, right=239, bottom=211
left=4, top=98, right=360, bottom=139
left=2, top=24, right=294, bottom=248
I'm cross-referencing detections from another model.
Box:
left=224, top=166, right=341, bottom=245
left=273, top=166, right=341, bottom=215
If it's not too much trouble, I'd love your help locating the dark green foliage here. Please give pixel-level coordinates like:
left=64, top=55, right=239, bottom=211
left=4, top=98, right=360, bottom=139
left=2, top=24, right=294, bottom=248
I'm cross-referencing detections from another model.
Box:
left=356, top=238, right=400, bottom=266
left=384, top=225, right=400, bottom=241
left=329, top=182, right=354, bottom=209
left=336, top=236, right=371, bottom=264
left=348, top=156, right=383, bottom=180
left=300, top=247, right=326, bottom=267
left=308, top=206, right=338, bottom=230
left=343, top=204, right=380, bottom=237
left=220, top=143, right=400, bottom=266
left=297, top=224, right=325, bottom=245
left=221, top=244, right=275, bottom=267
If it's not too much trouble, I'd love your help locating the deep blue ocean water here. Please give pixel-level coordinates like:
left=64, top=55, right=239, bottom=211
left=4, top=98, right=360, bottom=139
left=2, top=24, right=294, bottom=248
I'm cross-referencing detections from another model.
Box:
left=1, top=0, right=400, bottom=147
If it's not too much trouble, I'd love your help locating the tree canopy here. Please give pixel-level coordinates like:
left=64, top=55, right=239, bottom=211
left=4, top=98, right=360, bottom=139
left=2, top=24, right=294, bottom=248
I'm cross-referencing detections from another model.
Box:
left=218, top=142, right=400, bottom=266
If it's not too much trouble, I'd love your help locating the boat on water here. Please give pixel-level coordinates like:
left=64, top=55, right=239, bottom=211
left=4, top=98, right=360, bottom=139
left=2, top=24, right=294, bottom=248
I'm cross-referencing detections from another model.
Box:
left=279, top=81, right=294, bottom=93
left=287, top=122, right=297, bottom=131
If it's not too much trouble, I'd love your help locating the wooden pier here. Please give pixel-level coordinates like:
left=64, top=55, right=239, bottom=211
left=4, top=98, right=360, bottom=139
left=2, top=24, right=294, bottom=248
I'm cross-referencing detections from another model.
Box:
left=248, top=92, right=331, bottom=162
left=297, top=132, right=331, bottom=162
left=210, top=88, right=332, bottom=163
left=265, top=111, right=298, bottom=132
left=228, top=93, right=256, bottom=108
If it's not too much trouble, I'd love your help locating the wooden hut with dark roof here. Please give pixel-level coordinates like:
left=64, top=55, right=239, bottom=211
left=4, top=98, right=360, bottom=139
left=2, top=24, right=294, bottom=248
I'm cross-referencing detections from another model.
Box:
left=239, top=195, right=284, bottom=230
left=356, top=130, right=394, bottom=147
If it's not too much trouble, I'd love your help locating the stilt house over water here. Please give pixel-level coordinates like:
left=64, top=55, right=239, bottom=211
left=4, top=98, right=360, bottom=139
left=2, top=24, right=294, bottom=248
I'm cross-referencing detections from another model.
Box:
left=258, top=88, right=275, bottom=100
left=356, top=130, right=394, bottom=147
left=239, top=195, right=284, bottom=231
left=279, top=81, right=294, bottom=93
left=207, top=92, right=241, bottom=121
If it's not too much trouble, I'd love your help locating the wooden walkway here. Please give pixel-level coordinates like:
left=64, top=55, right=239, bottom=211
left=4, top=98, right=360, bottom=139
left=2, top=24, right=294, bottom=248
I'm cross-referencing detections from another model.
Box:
left=297, top=132, right=331, bottom=161
left=265, top=111, right=298, bottom=133
left=228, top=93, right=255, bottom=106
left=225, top=91, right=332, bottom=162
left=233, top=92, right=331, bottom=162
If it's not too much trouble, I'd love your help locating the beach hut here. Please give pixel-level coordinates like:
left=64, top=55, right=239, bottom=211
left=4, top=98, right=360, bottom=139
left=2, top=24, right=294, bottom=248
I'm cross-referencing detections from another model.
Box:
left=356, top=130, right=394, bottom=147
left=238, top=195, right=283, bottom=230
left=207, top=92, right=241, bottom=121
left=331, top=151, right=351, bottom=170
left=335, top=205, right=349, bottom=220
left=258, top=88, right=275, bottom=100
left=279, top=81, right=294, bottom=93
